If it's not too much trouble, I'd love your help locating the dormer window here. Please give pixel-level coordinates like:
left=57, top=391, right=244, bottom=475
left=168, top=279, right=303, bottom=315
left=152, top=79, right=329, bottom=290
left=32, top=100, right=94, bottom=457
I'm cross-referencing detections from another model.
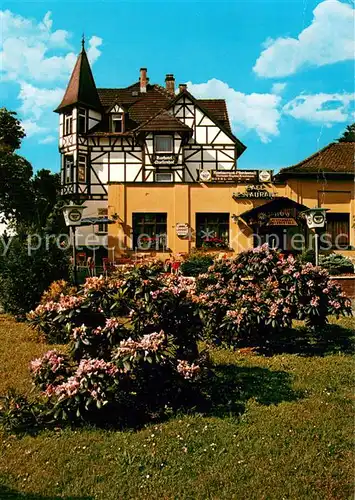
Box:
left=64, top=112, right=73, bottom=135
left=111, top=113, right=124, bottom=133
left=155, top=135, right=173, bottom=153
left=78, top=108, right=87, bottom=134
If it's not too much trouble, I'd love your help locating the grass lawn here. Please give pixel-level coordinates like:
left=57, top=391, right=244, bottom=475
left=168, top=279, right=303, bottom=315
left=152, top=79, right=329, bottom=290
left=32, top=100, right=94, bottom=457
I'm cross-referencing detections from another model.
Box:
left=0, top=314, right=354, bottom=500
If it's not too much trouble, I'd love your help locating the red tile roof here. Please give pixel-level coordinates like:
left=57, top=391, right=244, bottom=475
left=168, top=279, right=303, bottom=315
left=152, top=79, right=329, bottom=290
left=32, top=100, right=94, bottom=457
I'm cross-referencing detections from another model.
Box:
left=96, top=85, right=234, bottom=133
left=197, top=99, right=232, bottom=132
left=278, top=142, right=355, bottom=176
left=135, top=110, right=192, bottom=132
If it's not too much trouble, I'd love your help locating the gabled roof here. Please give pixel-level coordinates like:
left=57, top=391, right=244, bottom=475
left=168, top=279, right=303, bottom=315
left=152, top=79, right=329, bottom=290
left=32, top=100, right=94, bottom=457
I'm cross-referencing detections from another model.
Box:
left=168, top=89, right=246, bottom=158
left=135, top=109, right=192, bottom=133
left=277, top=142, right=355, bottom=178
left=197, top=99, right=232, bottom=132
left=87, top=80, right=246, bottom=157
left=54, top=47, right=102, bottom=113
left=97, top=83, right=172, bottom=115
left=96, top=84, right=240, bottom=140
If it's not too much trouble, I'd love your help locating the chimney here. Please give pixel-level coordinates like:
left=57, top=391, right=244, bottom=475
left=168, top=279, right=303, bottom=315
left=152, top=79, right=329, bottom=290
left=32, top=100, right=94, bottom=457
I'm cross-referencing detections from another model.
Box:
left=140, top=68, right=147, bottom=93
left=165, top=74, right=175, bottom=94
left=179, top=83, right=187, bottom=93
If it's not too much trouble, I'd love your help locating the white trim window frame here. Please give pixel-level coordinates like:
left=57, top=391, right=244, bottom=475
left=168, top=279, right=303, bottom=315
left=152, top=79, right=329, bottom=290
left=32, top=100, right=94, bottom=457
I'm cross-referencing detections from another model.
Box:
left=64, top=112, right=73, bottom=136
left=111, top=113, right=124, bottom=133
left=78, top=154, right=87, bottom=183
left=155, top=172, right=173, bottom=183
left=64, top=155, right=74, bottom=184
left=78, top=108, right=87, bottom=134
left=154, top=134, right=174, bottom=153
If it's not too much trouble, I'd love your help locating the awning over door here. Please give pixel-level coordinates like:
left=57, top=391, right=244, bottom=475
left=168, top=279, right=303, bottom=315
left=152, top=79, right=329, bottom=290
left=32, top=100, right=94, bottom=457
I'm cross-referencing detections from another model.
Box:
left=238, top=197, right=309, bottom=227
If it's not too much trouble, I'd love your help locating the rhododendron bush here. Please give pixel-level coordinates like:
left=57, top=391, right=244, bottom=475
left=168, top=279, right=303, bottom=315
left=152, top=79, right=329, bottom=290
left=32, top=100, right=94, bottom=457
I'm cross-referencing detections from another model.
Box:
left=195, top=245, right=352, bottom=345
left=21, top=265, right=205, bottom=428
left=10, top=246, right=350, bottom=430
left=25, top=325, right=206, bottom=426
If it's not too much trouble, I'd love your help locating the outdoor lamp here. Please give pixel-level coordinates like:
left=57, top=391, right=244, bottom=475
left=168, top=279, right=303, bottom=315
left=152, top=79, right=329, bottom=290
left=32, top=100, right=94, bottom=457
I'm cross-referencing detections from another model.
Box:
left=61, top=203, right=87, bottom=286
left=62, top=203, right=87, bottom=227
left=302, top=208, right=329, bottom=266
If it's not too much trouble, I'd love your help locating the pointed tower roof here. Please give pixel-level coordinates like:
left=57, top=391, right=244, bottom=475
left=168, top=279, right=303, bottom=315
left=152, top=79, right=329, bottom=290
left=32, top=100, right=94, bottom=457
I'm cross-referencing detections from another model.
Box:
left=54, top=42, right=102, bottom=113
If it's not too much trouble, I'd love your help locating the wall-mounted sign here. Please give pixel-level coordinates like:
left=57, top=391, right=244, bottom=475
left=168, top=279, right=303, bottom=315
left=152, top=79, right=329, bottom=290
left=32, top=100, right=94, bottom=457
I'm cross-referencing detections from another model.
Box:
left=152, top=154, right=178, bottom=166
left=198, top=169, right=273, bottom=184
left=258, top=170, right=273, bottom=183
left=176, top=223, right=189, bottom=238
left=267, top=217, right=298, bottom=226
left=233, top=185, right=275, bottom=199
left=199, top=169, right=258, bottom=183
left=199, top=170, right=212, bottom=182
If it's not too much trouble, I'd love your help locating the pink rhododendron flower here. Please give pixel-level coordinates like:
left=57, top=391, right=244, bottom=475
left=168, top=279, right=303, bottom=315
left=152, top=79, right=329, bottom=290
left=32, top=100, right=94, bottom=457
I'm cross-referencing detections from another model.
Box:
left=177, top=360, right=201, bottom=380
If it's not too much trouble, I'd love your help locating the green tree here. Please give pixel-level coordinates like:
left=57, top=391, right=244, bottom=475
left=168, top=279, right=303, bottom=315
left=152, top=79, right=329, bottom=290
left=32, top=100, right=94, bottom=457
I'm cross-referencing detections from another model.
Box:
left=0, top=109, right=33, bottom=224
left=337, top=123, right=355, bottom=143
left=0, top=108, right=64, bottom=232
left=0, top=109, right=70, bottom=315
left=0, top=108, right=25, bottom=152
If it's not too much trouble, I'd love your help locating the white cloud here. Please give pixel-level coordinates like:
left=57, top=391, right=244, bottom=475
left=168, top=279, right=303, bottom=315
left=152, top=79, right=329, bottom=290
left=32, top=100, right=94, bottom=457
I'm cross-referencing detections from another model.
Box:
left=186, top=78, right=282, bottom=143
left=271, top=83, right=287, bottom=95
left=0, top=11, right=103, bottom=83
left=0, top=10, right=76, bottom=82
left=22, top=120, right=49, bottom=137
left=87, top=36, right=103, bottom=65
left=39, top=135, right=56, bottom=144
left=0, top=9, right=103, bottom=142
left=283, top=92, right=355, bottom=125
left=254, top=0, right=355, bottom=77
left=18, top=82, right=65, bottom=119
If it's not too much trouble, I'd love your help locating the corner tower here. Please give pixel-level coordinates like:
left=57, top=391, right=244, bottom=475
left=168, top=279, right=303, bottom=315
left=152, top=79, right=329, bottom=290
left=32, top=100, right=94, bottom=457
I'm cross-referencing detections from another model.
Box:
left=55, top=40, right=102, bottom=198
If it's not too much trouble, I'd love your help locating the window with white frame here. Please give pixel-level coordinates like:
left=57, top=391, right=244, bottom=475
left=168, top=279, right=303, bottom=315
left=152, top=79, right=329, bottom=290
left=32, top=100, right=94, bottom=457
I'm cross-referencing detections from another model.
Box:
left=64, top=112, right=73, bottom=135
left=111, top=113, right=123, bottom=133
left=78, top=154, right=87, bottom=183
left=64, top=155, right=74, bottom=183
left=78, top=108, right=87, bottom=134
left=154, top=135, right=173, bottom=153
left=155, top=172, right=173, bottom=182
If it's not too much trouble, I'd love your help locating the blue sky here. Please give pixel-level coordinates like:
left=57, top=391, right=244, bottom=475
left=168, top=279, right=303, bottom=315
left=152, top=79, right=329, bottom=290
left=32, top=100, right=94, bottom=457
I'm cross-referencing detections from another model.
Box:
left=1, top=0, right=354, bottom=173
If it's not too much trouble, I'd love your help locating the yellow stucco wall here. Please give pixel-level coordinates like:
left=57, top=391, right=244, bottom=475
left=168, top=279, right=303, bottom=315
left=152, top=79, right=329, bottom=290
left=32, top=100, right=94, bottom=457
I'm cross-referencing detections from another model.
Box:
left=108, top=178, right=354, bottom=260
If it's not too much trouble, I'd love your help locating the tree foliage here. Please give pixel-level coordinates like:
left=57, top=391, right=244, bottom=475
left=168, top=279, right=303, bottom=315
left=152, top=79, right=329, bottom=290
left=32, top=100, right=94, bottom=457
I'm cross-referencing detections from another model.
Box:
left=0, top=108, right=25, bottom=152
left=0, top=108, right=63, bottom=231
left=337, top=123, right=355, bottom=143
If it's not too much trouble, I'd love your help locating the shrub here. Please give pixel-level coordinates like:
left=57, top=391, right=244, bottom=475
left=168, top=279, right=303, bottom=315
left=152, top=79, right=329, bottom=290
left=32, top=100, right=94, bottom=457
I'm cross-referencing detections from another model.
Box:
left=319, top=254, right=354, bottom=275
left=129, top=275, right=201, bottom=360
left=21, top=269, right=207, bottom=430
left=298, top=248, right=315, bottom=265
left=20, top=325, right=207, bottom=429
left=40, top=280, right=76, bottom=304
left=0, top=389, right=45, bottom=433
left=195, top=244, right=353, bottom=345
left=180, top=252, right=214, bottom=277
left=0, top=234, right=69, bottom=318
left=30, top=350, right=72, bottom=390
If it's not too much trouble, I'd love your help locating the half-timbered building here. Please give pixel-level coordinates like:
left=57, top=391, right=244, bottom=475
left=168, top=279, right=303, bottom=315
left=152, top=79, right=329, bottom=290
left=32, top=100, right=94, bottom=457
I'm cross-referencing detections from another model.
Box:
left=56, top=44, right=354, bottom=260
